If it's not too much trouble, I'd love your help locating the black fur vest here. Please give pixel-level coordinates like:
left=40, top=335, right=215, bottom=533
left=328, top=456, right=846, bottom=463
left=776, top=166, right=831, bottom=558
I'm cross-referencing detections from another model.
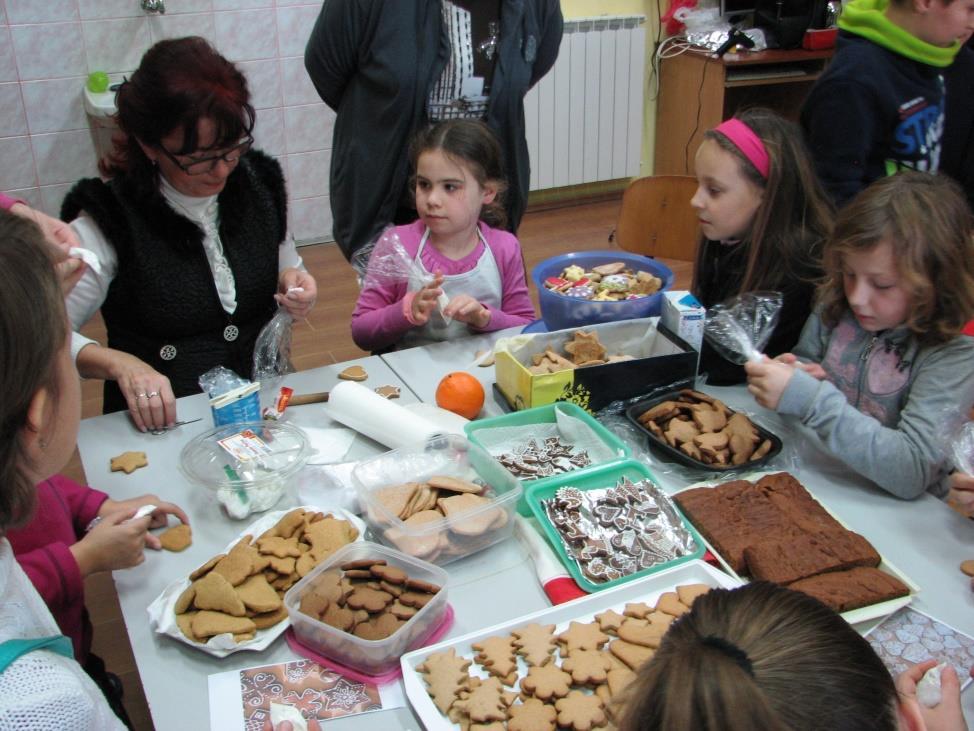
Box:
left=61, top=150, right=286, bottom=413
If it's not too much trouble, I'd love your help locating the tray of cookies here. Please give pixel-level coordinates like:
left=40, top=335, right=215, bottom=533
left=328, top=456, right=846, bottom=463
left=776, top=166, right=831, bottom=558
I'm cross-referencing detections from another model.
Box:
left=284, top=541, right=449, bottom=677
left=626, top=388, right=782, bottom=471
left=525, top=459, right=705, bottom=593
left=352, top=434, right=521, bottom=565
left=400, top=559, right=742, bottom=730
left=464, top=401, right=630, bottom=516
left=147, top=505, right=365, bottom=657
left=673, top=472, right=919, bottom=625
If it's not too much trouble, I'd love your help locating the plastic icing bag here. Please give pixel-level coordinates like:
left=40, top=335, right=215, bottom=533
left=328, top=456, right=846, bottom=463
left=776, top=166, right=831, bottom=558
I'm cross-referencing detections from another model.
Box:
left=950, top=421, right=974, bottom=474
left=359, top=227, right=452, bottom=323
left=252, top=308, right=295, bottom=388
left=704, top=291, right=783, bottom=364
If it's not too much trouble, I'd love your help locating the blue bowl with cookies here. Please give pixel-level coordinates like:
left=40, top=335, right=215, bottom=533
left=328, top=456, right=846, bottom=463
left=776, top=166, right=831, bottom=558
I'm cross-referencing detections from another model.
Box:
left=532, top=251, right=674, bottom=331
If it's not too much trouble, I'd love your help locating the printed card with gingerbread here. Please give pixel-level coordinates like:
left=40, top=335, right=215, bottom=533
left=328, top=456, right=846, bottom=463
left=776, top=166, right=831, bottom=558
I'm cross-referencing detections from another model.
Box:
left=147, top=505, right=366, bottom=657
left=399, top=559, right=742, bottom=730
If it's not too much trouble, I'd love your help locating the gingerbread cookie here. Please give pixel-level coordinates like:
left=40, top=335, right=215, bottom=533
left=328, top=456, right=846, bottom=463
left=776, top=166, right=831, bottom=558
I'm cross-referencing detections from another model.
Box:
left=554, top=689, right=606, bottom=731
left=374, top=385, right=400, bottom=399
left=561, top=649, right=613, bottom=686
left=110, top=451, right=148, bottom=474
left=511, top=623, right=557, bottom=667
left=417, top=648, right=471, bottom=714
left=158, top=523, right=192, bottom=552
left=508, top=697, right=557, bottom=731
left=338, top=365, right=368, bottom=381
left=520, top=664, right=572, bottom=701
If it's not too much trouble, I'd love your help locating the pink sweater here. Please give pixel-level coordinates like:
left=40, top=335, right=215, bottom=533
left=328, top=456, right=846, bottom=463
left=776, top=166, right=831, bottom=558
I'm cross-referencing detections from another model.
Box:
left=6, top=476, right=109, bottom=663
left=351, top=220, right=536, bottom=351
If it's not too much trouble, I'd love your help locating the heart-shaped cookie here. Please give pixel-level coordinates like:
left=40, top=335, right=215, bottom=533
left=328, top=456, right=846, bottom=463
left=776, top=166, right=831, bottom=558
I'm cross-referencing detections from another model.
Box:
left=338, top=365, right=368, bottom=381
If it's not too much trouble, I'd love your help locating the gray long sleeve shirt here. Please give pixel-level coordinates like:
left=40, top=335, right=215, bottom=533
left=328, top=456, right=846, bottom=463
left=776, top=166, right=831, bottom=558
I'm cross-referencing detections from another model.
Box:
left=777, top=310, right=974, bottom=499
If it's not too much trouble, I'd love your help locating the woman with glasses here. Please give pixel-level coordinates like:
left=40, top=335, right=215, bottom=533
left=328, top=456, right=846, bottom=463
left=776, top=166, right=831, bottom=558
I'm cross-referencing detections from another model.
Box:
left=60, top=37, right=317, bottom=432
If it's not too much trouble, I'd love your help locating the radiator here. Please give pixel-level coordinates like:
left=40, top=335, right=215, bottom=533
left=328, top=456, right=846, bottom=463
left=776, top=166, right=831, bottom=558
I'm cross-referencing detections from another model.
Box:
left=524, top=15, right=646, bottom=191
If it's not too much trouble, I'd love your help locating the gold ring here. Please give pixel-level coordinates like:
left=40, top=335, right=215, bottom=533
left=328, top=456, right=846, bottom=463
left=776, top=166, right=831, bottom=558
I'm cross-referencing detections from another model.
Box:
left=147, top=391, right=159, bottom=399
left=136, top=392, right=148, bottom=400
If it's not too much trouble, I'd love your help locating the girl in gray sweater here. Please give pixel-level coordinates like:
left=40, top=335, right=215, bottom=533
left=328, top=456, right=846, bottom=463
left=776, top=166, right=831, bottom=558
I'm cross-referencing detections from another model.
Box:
left=745, top=172, right=974, bottom=499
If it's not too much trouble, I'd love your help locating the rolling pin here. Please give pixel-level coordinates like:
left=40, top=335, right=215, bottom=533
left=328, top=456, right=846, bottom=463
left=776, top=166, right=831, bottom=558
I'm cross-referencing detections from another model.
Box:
left=288, top=391, right=329, bottom=406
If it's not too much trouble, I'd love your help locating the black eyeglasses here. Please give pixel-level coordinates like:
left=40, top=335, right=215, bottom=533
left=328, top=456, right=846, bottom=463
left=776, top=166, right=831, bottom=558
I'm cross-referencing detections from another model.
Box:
left=157, top=135, right=253, bottom=176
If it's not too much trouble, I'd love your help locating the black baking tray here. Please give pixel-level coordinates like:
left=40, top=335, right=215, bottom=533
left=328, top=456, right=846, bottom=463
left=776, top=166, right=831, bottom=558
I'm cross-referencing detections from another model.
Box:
left=625, top=390, right=783, bottom=471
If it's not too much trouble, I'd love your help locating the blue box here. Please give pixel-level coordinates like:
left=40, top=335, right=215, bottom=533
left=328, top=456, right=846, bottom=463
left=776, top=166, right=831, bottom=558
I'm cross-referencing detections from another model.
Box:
left=210, top=384, right=261, bottom=427
left=532, top=251, right=674, bottom=331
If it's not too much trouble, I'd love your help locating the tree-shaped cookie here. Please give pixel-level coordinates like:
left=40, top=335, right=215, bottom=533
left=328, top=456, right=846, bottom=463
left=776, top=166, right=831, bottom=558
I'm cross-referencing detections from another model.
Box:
left=416, top=648, right=471, bottom=714
left=511, top=622, right=557, bottom=667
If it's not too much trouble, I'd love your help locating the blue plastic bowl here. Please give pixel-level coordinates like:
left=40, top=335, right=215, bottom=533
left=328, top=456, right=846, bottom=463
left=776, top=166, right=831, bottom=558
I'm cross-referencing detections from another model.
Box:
left=532, top=251, right=674, bottom=331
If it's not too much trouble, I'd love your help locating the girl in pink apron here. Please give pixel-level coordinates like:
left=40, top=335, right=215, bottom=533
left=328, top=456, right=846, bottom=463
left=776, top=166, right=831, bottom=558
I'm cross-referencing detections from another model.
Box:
left=351, top=120, right=535, bottom=352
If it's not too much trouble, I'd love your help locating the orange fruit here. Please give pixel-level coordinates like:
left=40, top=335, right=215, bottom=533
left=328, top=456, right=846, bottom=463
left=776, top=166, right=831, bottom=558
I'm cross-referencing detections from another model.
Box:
left=435, top=371, right=485, bottom=420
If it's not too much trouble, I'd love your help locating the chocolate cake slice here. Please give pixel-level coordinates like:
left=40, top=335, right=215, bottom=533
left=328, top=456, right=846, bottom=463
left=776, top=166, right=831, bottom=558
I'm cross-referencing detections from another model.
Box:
left=787, top=566, right=909, bottom=612
left=744, top=530, right=881, bottom=585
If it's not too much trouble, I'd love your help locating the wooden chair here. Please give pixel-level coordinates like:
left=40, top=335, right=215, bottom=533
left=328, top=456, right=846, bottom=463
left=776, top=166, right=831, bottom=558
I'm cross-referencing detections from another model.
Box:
left=610, top=175, right=700, bottom=261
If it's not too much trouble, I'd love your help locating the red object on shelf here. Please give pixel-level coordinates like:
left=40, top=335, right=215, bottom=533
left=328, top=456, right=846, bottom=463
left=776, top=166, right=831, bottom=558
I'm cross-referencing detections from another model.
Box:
left=802, top=27, right=838, bottom=50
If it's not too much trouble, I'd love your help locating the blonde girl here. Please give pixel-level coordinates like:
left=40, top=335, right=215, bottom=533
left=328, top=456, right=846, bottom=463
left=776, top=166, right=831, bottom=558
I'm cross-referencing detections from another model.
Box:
left=746, top=172, right=974, bottom=498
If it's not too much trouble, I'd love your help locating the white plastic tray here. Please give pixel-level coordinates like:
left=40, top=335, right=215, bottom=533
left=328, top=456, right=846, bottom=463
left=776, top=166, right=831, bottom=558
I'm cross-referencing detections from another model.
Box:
left=674, top=474, right=919, bottom=626
left=400, top=559, right=742, bottom=730
left=147, top=504, right=366, bottom=657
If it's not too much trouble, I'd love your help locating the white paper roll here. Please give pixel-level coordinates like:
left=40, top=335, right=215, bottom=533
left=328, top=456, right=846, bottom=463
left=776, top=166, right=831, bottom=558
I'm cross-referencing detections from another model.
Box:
left=325, top=381, right=445, bottom=449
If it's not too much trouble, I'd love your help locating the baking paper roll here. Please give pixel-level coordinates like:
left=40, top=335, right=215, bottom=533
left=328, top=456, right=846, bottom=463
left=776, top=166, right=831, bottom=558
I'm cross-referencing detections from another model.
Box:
left=325, top=381, right=445, bottom=449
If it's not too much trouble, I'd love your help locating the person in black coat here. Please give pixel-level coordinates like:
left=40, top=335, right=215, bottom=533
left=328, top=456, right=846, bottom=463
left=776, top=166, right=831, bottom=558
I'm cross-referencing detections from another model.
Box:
left=304, top=0, right=563, bottom=263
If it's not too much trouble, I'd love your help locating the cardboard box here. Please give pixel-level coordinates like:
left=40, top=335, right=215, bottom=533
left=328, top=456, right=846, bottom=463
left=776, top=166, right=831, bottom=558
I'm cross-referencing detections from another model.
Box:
left=494, top=318, right=698, bottom=413
left=661, top=291, right=705, bottom=351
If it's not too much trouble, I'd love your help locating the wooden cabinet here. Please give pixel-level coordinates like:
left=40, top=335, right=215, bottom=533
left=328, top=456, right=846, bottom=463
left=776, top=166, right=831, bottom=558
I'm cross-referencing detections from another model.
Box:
left=654, top=48, right=833, bottom=175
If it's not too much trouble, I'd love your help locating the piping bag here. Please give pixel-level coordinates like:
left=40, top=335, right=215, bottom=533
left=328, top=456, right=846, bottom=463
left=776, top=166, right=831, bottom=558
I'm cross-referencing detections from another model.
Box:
left=703, top=291, right=783, bottom=364
left=515, top=515, right=586, bottom=605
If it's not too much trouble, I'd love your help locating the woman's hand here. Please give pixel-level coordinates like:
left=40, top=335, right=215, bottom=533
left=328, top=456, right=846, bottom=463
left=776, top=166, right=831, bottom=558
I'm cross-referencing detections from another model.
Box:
left=98, top=495, right=190, bottom=549
left=773, top=352, right=826, bottom=380
left=70, top=511, right=152, bottom=577
left=110, top=351, right=177, bottom=432
left=9, top=202, right=80, bottom=249
left=410, top=273, right=445, bottom=326
left=895, top=660, right=970, bottom=731
left=443, top=295, right=490, bottom=328
left=9, top=202, right=85, bottom=292
left=275, top=268, right=317, bottom=319
left=744, top=357, right=796, bottom=410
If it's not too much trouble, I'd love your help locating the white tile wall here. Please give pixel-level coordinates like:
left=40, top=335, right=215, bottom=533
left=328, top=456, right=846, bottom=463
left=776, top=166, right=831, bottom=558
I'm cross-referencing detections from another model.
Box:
left=0, top=0, right=335, bottom=245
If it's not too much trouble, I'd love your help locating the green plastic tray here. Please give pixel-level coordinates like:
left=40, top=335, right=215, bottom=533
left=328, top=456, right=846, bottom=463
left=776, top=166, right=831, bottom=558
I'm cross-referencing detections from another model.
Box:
left=464, top=402, right=631, bottom=516
left=525, top=459, right=706, bottom=593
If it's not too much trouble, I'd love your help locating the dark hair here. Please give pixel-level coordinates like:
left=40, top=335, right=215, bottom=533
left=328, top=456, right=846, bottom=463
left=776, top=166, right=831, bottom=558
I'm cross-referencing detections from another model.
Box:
left=617, top=582, right=899, bottom=731
left=408, top=119, right=508, bottom=229
left=692, top=107, right=834, bottom=297
left=0, top=211, right=66, bottom=534
left=817, top=171, right=974, bottom=346
left=102, top=36, right=254, bottom=180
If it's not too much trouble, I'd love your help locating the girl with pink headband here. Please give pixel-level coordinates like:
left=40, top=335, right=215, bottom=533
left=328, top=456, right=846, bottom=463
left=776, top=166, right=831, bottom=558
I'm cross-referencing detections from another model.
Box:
left=690, top=107, right=833, bottom=385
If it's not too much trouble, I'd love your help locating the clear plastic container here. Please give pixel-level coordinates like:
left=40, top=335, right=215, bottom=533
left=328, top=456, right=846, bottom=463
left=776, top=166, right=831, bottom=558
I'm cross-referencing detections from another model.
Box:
left=464, top=402, right=631, bottom=517
left=284, top=542, right=449, bottom=676
left=178, top=421, right=310, bottom=519
left=352, top=434, right=522, bottom=565
left=532, top=251, right=674, bottom=331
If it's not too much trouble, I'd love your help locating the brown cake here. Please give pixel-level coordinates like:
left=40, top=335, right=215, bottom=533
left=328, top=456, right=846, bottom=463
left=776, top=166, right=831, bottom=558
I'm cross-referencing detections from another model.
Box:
left=674, top=472, right=906, bottom=613
left=674, top=474, right=846, bottom=573
left=743, top=529, right=881, bottom=585
left=787, top=567, right=910, bottom=612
